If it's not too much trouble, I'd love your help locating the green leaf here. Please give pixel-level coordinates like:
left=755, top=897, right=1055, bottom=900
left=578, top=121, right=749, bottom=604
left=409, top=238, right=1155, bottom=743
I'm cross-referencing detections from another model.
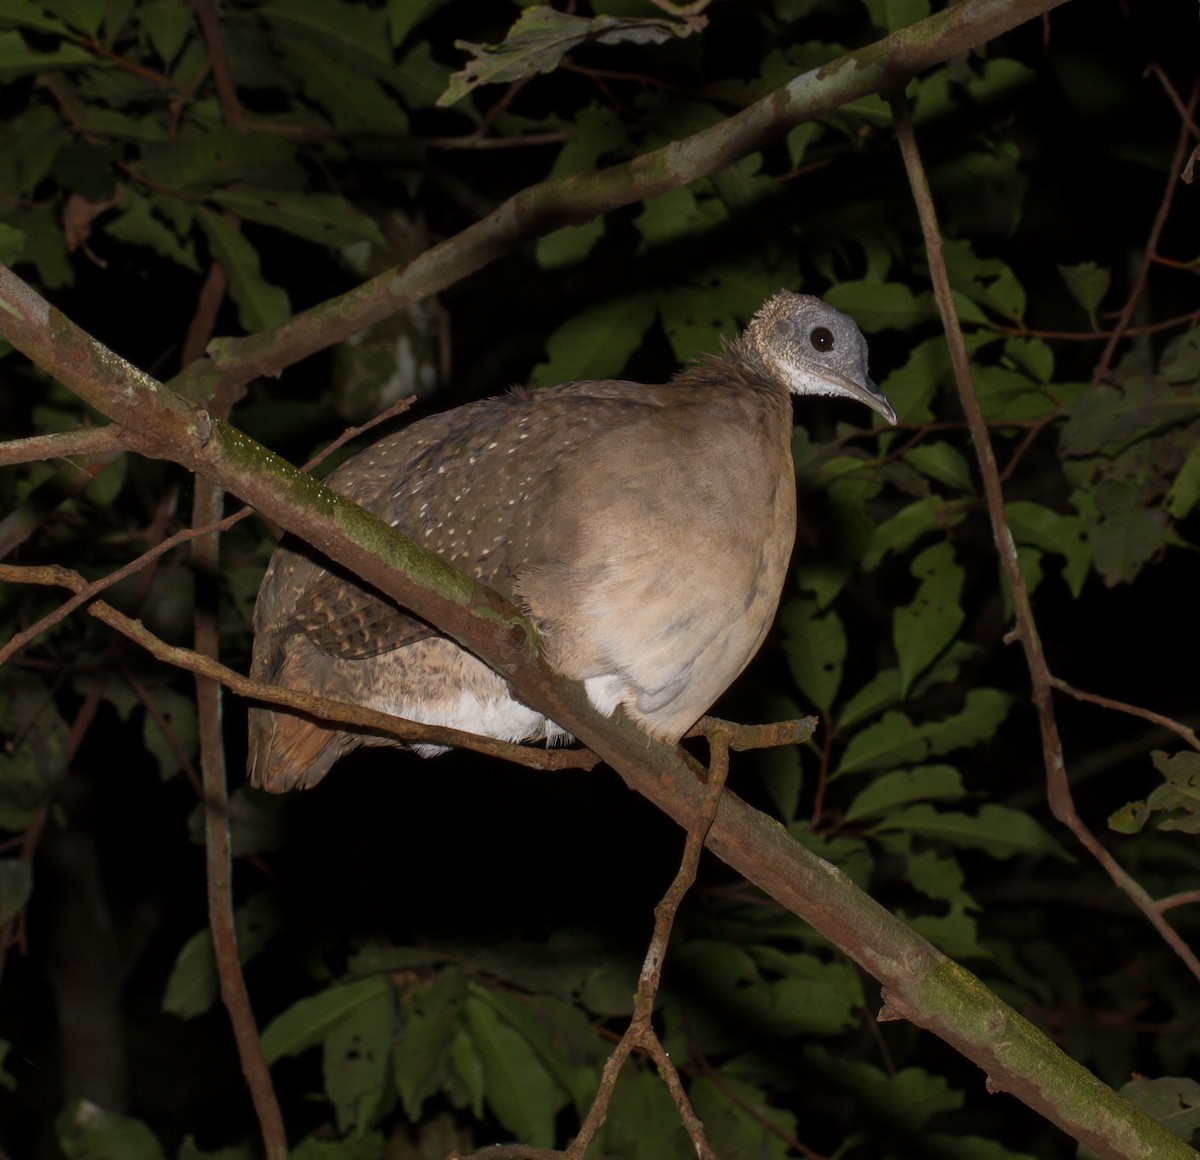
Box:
left=874, top=803, right=1070, bottom=861
left=1058, top=261, right=1110, bottom=325
left=902, top=442, right=975, bottom=492
left=395, top=967, right=466, bottom=1120
left=440, top=8, right=693, bottom=107
left=835, top=710, right=928, bottom=777
left=844, top=765, right=964, bottom=821
left=779, top=598, right=845, bottom=714
left=0, top=221, right=24, bottom=265
left=942, top=237, right=1026, bottom=323
left=923, top=688, right=1014, bottom=756
left=142, top=687, right=197, bottom=781
left=387, top=0, right=446, bottom=47
left=529, top=294, right=655, bottom=388
left=690, top=1075, right=796, bottom=1159
left=464, top=994, right=564, bottom=1146
left=836, top=668, right=901, bottom=732
left=57, top=1101, right=166, bottom=1160
left=0, top=29, right=91, bottom=74
left=1167, top=440, right=1200, bottom=520
left=824, top=279, right=932, bottom=332
left=162, top=892, right=283, bottom=1019
left=1060, top=380, right=1200, bottom=458
left=261, top=976, right=391, bottom=1064
left=861, top=0, right=930, bottom=32
left=0, top=858, right=32, bottom=925
left=262, top=0, right=391, bottom=64
left=139, top=0, right=193, bottom=66
left=1120, top=1076, right=1200, bottom=1142
left=323, top=984, right=393, bottom=1133
left=291, top=1133, right=386, bottom=1160
left=1004, top=500, right=1089, bottom=597
left=105, top=195, right=199, bottom=272
left=1085, top=479, right=1169, bottom=587
left=863, top=497, right=962, bottom=570
left=138, top=127, right=305, bottom=192
left=197, top=207, right=290, bottom=333
left=893, top=541, right=964, bottom=696
left=210, top=187, right=386, bottom=249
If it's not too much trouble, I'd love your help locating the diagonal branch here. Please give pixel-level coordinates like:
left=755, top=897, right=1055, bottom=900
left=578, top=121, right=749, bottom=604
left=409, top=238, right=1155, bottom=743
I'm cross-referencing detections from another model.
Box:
left=887, top=89, right=1200, bottom=985
left=0, top=267, right=1196, bottom=1158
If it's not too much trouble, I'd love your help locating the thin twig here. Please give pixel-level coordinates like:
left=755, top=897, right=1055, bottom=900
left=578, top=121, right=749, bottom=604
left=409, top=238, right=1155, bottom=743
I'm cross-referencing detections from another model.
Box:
left=1090, top=77, right=1200, bottom=388
left=188, top=0, right=243, bottom=132
left=0, top=561, right=601, bottom=771
left=1048, top=677, right=1200, bottom=753
left=0, top=426, right=127, bottom=466
left=889, top=88, right=1200, bottom=983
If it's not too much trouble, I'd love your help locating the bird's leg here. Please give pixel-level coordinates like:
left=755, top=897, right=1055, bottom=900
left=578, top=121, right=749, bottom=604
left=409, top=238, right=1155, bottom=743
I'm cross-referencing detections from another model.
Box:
left=687, top=713, right=817, bottom=753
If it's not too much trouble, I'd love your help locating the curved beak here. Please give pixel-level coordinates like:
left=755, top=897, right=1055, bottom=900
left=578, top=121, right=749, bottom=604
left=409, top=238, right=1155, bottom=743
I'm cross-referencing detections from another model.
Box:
left=827, top=371, right=898, bottom=426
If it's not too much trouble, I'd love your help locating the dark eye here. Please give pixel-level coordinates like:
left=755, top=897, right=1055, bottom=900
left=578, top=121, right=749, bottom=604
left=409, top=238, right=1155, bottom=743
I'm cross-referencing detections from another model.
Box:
left=810, top=326, right=835, bottom=352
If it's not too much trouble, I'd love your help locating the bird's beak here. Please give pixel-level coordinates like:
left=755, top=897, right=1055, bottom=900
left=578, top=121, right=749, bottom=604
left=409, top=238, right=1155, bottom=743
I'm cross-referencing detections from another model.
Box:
left=825, top=371, right=898, bottom=426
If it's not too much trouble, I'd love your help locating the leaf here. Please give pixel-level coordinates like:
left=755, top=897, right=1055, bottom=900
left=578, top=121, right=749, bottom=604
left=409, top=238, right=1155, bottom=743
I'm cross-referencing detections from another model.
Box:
left=261, top=976, right=391, bottom=1064
left=0, top=29, right=91, bottom=74
left=779, top=598, right=845, bottom=714
left=1166, top=440, right=1200, bottom=519
left=1086, top=479, right=1169, bottom=587
left=394, top=966, right=466, bottom=1120
left=386, top=0, right=447, bottom=48
left=210, top=187, right=386, bottom=249
left=844, top=765, right=964, bottom=821
left=834, top=710, right=928, bottom=777
left=1120, top=1076, right=1200, bottom=1142
left=162, top=891, right=284, bottom=1019
left=197, top=207, right=290, bottom=333
left=105, top=194, right=200, bottom=272
left=1004, top=500, right=1089, bottom=597
left=0, top=858, right=32, bottom=925
left=690, top=1075, right=796, bottom=1159
left=439, top=8, right=694, bottom=107
left=1058, top=261, right=1110, bottom=324
left=262, top=0, right=391, bottom=64
left=56, top=1101, right=166, bottom=1160
left=902, top=442, right=975, bottom=492
left=139, top=0, right=193, bottom=67
left=142, top=687, right=197, bottom=781
left=861, top=0, right=930, bottom=32
left=862, top=497, right=962, bottom=570
left=529, top=294, right=655, bottom=388
left=941, top=237, right=1026, bottom=323
left=873, top=803, right=1070, bottom=861
left=923, top=688, right=1014, bottom=756
left=464, top=994, right=564, bottom=1146
left=323, top=983, right=393, bottom=1133
left=893, top=541, right=964, bottom=696
left=823, top=279, right=932, bottom=332
left=1060, top=380, right=1200, bottom=458
left=836, top=668, right=901, bottom=732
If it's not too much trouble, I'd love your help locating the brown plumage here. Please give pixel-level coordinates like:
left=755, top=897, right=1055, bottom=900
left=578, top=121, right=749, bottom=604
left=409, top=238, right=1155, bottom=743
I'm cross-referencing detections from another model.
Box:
left=248, top=291, right=894, bottom=791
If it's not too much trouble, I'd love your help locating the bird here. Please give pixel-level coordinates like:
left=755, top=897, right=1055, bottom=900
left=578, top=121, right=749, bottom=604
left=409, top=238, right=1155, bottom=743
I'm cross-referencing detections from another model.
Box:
left=247, top=291, right=895, bottom=791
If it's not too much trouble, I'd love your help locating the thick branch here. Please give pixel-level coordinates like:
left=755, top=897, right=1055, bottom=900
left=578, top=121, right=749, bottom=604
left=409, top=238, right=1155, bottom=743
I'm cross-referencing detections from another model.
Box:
left=0, top=273, right=1194, bottom=1159
left=165, top=0, right=1067, bottom=405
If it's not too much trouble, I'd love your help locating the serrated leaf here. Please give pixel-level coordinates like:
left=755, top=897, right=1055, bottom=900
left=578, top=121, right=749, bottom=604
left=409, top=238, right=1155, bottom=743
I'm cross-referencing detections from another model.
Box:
left=210, top=187, right=386, bottom=249
left=863, top=497, right=962, bottom=570
left=1004, top=500, right=1089, bottom=596
left=836, top=668, right=902, bottom=732
left=263, top=0, right=391, bottom=64
left=162, top=891, right=284, bottom=1018
left=529, top=294, right=654, bottom=388
left=874, top=803, right=1070, bottom=860
left=323, top=984, right=393, bottom=1133
left=902, top=442, right=975, bottom=492
left=197, top=207, right=290, bottom=333
left=142, top=687, right=197, bottom=781
left=1058, top=261, right=1110, bottom=325
left=261, top=976, right=391, bottom=1064
left=835, top=710, right=928, bottom=777
left=894, top=541, right=964, bottom=696
left=464, top=994, right=564, bottom=1146
left=140, top=0, right=193, bottom=66
left=440, top=8, right=691, bottom=107
left=780, top=598, right=845, bottom=714
left=1060, top=380, right=1200, bottom=458
left=824, top=279, right=932, bottom=332
left=395, top=967, right=466, bottom=1120
left=923, top=688, right=1014, bottom=755
left=844, top=765, right=964, bottom=821
left=0, top=28, right=91, bottom=72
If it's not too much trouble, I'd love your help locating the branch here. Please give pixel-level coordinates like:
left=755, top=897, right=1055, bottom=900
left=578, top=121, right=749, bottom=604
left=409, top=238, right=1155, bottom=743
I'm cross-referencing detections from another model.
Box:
left=887, top=89, right=1200, bottom=986
left=0, top=284, right=1195, bottom=1158
left=163, top=0, right=1069, bottom=406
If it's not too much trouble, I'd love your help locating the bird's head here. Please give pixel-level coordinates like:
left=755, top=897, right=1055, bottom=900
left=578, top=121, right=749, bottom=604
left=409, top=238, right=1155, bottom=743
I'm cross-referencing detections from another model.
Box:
left=743, top=291, right=897, bottom=425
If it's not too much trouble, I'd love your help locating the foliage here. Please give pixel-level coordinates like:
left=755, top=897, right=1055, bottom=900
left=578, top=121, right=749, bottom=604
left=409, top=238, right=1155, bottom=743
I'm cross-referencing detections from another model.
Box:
left=0, top=0, right=1198, bottom=1158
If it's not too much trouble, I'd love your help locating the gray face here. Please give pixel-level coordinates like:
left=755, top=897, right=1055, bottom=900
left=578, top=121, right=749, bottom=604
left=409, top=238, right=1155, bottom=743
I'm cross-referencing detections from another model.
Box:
left=748, top=291, right=896, bottom=424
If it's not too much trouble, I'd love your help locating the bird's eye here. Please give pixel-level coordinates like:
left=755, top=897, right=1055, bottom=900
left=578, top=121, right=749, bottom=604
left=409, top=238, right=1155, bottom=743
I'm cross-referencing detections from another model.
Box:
left=810, top=326, right=835, bottom=352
